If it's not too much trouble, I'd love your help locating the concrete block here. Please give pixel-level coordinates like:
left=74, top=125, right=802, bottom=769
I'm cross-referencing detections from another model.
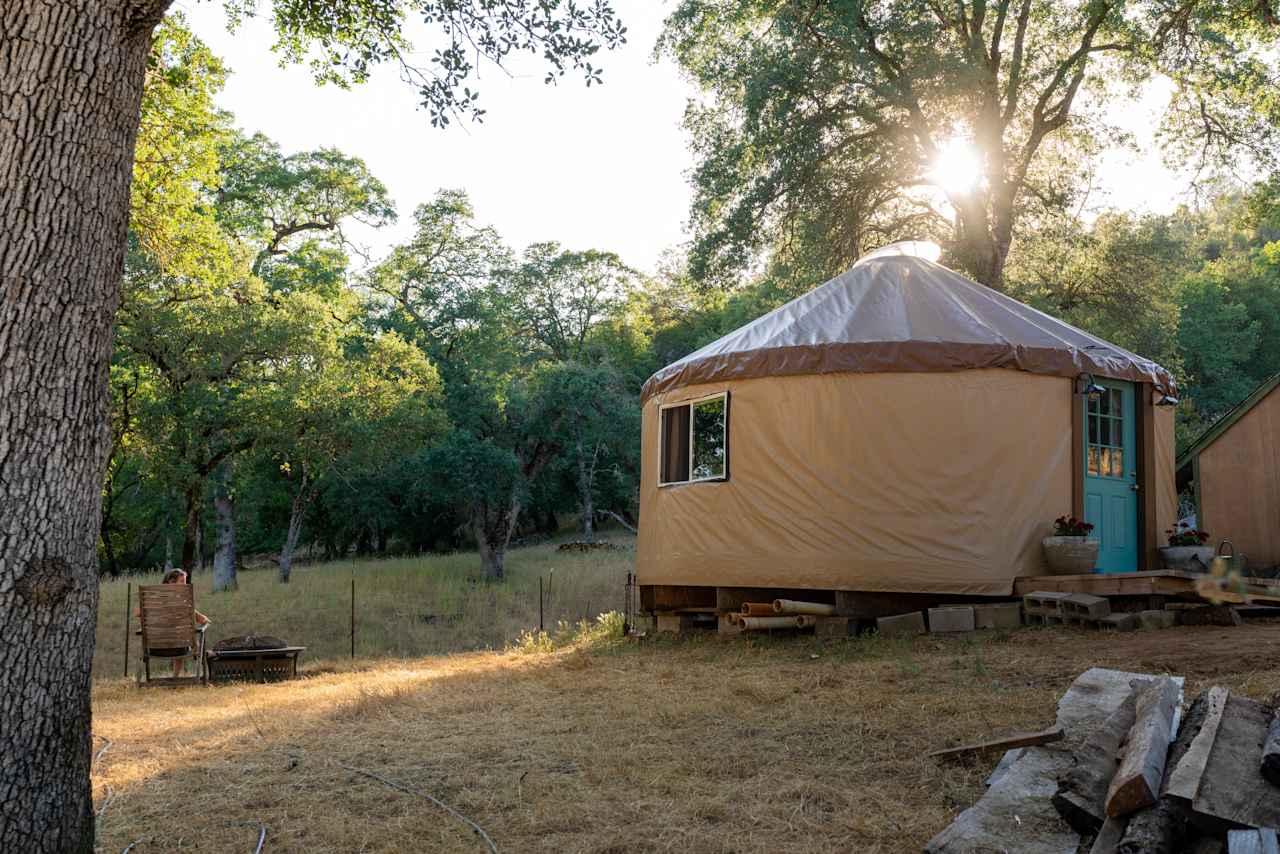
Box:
left=1061, top=593, right=1111, bottom=622
left=1138, top=609, right=1177, bottom=630
left=929, top=606, right=976, bottom=633
left=1099, top=613, right=1139, bottom=632
left=875, top=611, right=926, bottom=639
left=655, top=614, right=697, bottom=634
left=974, top=602, right=1023, bottom=629
left=1173, top=605, right=1242, bottom=627
left=1023, top=591, right=1070, bottom=620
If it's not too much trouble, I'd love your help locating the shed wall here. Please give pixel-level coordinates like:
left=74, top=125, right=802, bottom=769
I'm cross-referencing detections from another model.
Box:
left=637, top=369, right=1074, bottom=596
left=1199, top=386, right=1280, bottom=570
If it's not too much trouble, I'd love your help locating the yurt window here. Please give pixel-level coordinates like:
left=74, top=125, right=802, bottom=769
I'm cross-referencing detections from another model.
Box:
left=659, top=393, right=728, bottom=485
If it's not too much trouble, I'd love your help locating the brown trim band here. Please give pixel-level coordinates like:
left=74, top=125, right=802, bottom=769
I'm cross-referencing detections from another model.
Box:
left=641, top=341, right=1176, bottom=403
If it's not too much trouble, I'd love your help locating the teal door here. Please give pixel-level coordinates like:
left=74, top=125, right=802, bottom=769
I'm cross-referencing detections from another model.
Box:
left=1083, top=380, right=1139, bottom=573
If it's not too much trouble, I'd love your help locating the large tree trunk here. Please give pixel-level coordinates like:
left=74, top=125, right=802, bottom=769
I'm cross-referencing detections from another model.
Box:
left=278, top=481, right=310, bottom=584
left=951, top=194, right=1008, bottom=290
left=473, top=494, right=524, bottom=581
left=180, top=481, right=201, bottom=571
left=0, top=3, right=172, bottom=851
left=211, top=462, right=237, bottom=592
left=574, top=422, right=595, bottom=544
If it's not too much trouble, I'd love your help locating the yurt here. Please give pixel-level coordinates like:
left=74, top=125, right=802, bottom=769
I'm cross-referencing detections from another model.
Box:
left=636, top=243, right=1180, bottom=607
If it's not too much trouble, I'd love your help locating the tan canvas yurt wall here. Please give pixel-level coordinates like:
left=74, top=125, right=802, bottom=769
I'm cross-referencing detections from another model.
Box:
left=637, top=369, right=1073, bottom=596
left=1197, top=385, right=1280, bottom=569
left=1154, top=404, right=1179, bottom=548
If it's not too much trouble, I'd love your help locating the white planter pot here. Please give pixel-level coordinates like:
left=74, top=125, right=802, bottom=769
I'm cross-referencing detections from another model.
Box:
left=1042, top=536, right=1100, bottom=575
left=1159, top=546, right=1215, bottom=572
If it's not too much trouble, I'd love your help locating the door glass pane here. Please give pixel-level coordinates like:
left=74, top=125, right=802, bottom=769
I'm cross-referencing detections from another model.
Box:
left=691, top=397, right=726, bottom=480
left=1111, top=447, right=1125, bottom=478
left=1085, top=385, right=1126, bottom=480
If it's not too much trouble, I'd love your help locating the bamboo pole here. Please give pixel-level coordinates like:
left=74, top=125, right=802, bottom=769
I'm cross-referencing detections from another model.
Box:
left=350, top=578, right=355, bottom=660
left=774, top=599, right=836, bottom=616
left=539, top=576, right=544, bottom=633
left=739, top=615, right=803, bottom=631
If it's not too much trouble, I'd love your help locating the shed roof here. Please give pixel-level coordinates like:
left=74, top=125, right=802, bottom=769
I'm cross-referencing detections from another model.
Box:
left=641, top=244, right=1177, bottom=402
left=1177, top=372, right=1280, bottom=473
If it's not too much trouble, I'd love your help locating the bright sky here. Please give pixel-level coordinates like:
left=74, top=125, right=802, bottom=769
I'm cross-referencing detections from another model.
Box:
left=178, top=1, right=1190, bottom=274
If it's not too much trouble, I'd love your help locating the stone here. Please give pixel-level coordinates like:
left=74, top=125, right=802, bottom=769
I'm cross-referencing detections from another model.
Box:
left=1138, top=610, right=1177, bottom=630
left=875, top=611, right=926, bottom=639
left=929, top=606, right=976, bottom=633
left=974, top=602, right=1023, bottom=629
left=1100, top=613, right=1139, bottom=632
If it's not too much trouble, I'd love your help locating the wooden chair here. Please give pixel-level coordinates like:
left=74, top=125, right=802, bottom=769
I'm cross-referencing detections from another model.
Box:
left=137, top=584, right=207, bottom=685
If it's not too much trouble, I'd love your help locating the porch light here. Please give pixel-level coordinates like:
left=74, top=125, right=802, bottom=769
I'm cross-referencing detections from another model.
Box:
left=1076, top=372, right=1105, bottom=399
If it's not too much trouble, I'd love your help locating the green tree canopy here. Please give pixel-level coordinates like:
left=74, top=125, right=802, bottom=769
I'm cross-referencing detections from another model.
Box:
left=661, top=0, right=1280, bottom=289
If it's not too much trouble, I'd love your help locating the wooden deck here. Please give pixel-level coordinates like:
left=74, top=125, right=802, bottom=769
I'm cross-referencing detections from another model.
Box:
left=1012, top=570, right=1280, bottom=605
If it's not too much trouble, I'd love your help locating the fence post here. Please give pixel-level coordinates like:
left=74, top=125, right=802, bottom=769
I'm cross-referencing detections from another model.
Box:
left=123, top=582, right=131, bottom=678
left=350, top=577, right=356, bottom=660
left=539, top=576, right=544, bottom=633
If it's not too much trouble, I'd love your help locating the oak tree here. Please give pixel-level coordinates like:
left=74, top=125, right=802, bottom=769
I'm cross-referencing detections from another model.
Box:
left=0, top=2, right=621, bottom=850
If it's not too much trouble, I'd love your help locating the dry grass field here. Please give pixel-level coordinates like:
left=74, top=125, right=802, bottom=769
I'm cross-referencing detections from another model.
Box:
left=93, top=537, right=632, bottom=680
left=90, top=607, right=1280, bottom=853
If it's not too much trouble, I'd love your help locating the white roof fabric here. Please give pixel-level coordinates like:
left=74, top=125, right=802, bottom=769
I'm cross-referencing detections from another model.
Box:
left=641, top=249, right=1176, bottom=402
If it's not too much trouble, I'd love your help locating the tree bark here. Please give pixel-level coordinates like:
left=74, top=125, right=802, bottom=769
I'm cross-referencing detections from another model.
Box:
left=0, top=3, right=173, bottom=851
left=473, top=493, right=524, bottom=581
left=574, top=421, right=595, bottom=543
left=180, top=481, right=201, bottom=571
left=211, top=462, right=237, bottom=592
left=279, top=479, right=311, bottom=584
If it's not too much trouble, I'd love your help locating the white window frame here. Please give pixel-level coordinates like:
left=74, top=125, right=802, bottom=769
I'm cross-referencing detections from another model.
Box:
left=658, top=391, right=729, bottom=487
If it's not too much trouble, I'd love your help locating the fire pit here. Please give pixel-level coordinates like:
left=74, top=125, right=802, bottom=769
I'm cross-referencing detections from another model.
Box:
left=205, top=634, right=306, bottom=684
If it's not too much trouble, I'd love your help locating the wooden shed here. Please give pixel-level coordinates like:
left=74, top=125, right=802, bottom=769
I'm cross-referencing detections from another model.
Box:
left=1177, top=373, right=1280, bottom=572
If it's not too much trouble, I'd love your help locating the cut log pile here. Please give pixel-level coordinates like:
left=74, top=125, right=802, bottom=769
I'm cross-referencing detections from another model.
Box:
left=926, top=667, right=1280, bottom=854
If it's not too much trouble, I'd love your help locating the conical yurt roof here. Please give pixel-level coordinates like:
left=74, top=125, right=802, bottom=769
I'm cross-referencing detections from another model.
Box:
left=641, top=242, right=1176, bottom=402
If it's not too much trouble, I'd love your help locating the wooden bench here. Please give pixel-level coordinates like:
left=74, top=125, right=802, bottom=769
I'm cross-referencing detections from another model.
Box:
left=204, top=646, right=306, bottom=684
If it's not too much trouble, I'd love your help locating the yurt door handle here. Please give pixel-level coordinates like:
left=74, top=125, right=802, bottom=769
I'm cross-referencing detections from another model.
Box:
left=1130, top=484, right=1140, bottom=492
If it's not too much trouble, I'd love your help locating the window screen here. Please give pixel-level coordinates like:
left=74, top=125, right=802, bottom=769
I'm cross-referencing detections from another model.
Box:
left=659, top=393, right=728, bottom=485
